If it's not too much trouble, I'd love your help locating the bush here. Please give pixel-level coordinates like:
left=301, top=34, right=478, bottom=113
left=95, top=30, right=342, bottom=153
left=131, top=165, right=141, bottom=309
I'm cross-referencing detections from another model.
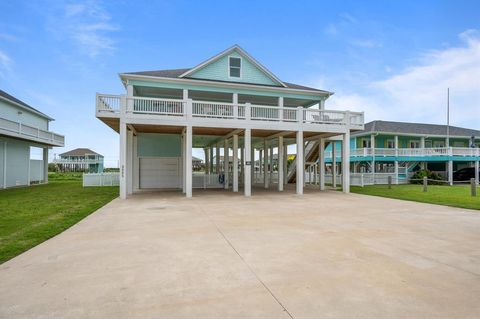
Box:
left=410, top=169, right=444, bottom=185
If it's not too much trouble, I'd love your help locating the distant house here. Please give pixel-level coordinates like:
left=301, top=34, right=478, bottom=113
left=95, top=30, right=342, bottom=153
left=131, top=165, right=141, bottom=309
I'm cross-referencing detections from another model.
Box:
left=54, top=148, right=104, bottom=173
left=0, top=89, right=64, bottom=188
left=192, top=156, right=203, bottom=170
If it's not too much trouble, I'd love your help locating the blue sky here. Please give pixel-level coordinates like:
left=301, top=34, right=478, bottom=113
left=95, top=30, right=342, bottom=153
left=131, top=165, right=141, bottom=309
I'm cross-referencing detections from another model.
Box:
left=1, top=0, right=479, bottom=166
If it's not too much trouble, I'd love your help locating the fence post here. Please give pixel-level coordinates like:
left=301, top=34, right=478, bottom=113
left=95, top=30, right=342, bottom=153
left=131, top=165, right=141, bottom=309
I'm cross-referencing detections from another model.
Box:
left=361, top=173, right=364, bottom=187
left=423, top=176, right=428, bottom=192
left=471, top=178, right=477, bottom=197
left=388, top=175, right=392, bottom=189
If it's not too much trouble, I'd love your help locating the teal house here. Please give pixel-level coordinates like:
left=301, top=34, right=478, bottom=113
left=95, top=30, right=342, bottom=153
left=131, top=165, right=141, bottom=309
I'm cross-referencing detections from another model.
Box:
left=0, top=89, right=64, bottom=188
left=54, top=148, right=104, bottom=173
left=95, top=45, right=364, bottom=198
left=323, top=120, right=480, bottom=185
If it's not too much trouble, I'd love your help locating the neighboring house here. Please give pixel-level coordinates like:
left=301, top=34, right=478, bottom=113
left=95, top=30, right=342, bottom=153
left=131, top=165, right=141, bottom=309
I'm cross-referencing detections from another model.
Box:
left=324, top=120, right=480, bottom=185
left=95, top=45, right=364, bottom=198
left=0, top=89, right=64, bottom=188
left=54, top=148, right=104, bottom=173
left=192, top=156, right=203, bottom=170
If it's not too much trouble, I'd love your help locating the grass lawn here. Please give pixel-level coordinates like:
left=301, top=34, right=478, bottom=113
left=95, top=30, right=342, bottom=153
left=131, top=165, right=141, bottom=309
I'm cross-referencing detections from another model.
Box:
left=351, top=184, right=480, bottom=210
left=0, top=173, right=118, bottom=263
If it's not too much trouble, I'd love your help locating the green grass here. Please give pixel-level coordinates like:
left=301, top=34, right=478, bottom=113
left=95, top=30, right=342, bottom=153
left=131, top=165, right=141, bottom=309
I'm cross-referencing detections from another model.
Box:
left=351, top=184, right=480, bottom=210
left=0, top=175, right=118, bottom=263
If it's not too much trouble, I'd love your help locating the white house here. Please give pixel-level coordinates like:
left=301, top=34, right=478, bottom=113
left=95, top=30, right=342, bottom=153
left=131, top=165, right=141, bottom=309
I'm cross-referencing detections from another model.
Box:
left=95, top=45, right=364, bottom=198
left=0, top=89, right=64, bottom=188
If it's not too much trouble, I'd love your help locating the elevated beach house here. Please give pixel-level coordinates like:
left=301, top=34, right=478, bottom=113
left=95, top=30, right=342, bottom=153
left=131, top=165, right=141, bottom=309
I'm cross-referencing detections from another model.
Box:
left=323, top=120, right=480, bottom=185
left=0, top=89, right=64, bottom=188
left=95, top=45, right=364, bottom=198
left=54, top=148, right=104, bottom=173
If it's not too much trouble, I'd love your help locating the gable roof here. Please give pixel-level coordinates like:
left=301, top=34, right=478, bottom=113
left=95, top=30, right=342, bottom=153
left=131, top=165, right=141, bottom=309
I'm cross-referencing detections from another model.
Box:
left=125, top=68, right=329, bottom=93
left=355, top=120, right=480, bottom=137
left=0, top=89, right=54, bottom=121
left=179, top=45, right=287, bottom=87
left=60, top=148, right=102, bottom=157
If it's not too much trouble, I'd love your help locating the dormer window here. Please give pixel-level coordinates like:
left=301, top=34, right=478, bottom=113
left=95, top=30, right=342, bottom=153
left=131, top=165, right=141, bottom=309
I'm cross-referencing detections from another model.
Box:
left=229, top=57, right=241, bottom=78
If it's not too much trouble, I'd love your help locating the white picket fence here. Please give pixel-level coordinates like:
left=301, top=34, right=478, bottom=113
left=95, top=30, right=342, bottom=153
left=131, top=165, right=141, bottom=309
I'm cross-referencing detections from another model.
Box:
left=192, top=173, right=224, bottom=189
left=83, top=173, right=119, bottom=187
left=305, top=173, right=409, bottom=186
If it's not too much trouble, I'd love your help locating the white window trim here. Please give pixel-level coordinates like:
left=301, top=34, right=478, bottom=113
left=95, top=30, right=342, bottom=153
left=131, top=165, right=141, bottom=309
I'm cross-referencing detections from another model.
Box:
left=228, top=55, right=242, bottom=79
left=361, top=138, right=371, bottom=148
left=409, top=140, right=420, bottom=148
left=386, top=139, right=395, bottom=149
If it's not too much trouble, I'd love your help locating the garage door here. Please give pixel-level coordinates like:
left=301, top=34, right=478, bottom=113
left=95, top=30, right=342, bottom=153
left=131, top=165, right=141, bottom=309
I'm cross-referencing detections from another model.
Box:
left=139, top=157, right=181, bottom=189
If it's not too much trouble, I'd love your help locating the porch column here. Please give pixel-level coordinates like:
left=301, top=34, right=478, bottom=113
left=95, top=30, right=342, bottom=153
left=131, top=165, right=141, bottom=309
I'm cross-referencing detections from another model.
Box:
left=43, top=147, right=48, bottom=184
left=394, top=161, right=399, bottom=185
left=420, top=136, right=425, bottom=149
left=185, top=126, right=192, bottom=198
left=182, top=131, right=186, bottom=193
left=224, top=139, right=229, bottom=189
left=332, top=142, right=337, bottom=188
left=296, top=130, right=304, bottom=195
left=475, top=161, right=479, bottom=185
left=263, top=139, right=269, bottom=188
left=278, top=136, right=284, bottom=191
left=244, top=128, right=252, bottom=197
left=133, top=134, right=139, bottom=190
left=319, top=138, right=325, bottom=190
left=269, top=144, right=274, bottom=184
left=204, top=148, right=209, bottom=174
left=283, top=145, right=288, bottom=185
left=119, top=121, right=127, bottom=199
left=209, top=147, right=214, bottom=174
left=448, top=160, right=453, bottom=186
left=216, top=144, right=220, bottom=173
left=251, top=144, right=255, bottom=185
left=342, top=130, right=350, bottom=193
left=240, top=144, right=244, bottom=181
left=233, top=134, right=239, bottom=192
left=371, top=134, right=376, bottom=182
left=258, top=149, right=262, bottom=184
left=394, top=135, right=399, bottom=157
left=127, top=129, right=133, bottom=195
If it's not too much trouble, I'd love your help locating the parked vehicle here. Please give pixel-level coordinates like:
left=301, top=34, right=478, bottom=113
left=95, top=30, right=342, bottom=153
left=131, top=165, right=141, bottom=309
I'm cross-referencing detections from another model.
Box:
left=453, top=167, right=479, bottom=181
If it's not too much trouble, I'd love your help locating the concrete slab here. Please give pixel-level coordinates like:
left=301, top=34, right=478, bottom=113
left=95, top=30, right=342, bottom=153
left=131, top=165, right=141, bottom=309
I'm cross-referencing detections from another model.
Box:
left=1, top=189, right=479, bottom=318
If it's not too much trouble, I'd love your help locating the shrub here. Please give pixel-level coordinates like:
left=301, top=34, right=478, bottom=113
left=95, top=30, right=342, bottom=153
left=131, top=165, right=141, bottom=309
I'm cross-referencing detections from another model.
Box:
left=410, top=169, right=444, bottom=185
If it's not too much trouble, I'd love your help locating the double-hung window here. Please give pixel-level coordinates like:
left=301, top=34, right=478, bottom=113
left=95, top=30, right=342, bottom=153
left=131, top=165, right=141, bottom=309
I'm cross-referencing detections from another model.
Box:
left=229, top=57, right=241, bottom=78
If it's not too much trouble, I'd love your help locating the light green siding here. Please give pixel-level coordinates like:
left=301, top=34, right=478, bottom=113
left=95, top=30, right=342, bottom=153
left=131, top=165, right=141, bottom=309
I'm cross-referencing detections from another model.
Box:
left=0, top=99, right=49, bottom=130
left=137, top=133, right=181, bottom=157
left=1, top=137, right=30, bottom=187
left=189, top=50, right=280, bottom=86
left=29, top=159, right=44, bottom=182
left=0, top=141, right=4, bottom=188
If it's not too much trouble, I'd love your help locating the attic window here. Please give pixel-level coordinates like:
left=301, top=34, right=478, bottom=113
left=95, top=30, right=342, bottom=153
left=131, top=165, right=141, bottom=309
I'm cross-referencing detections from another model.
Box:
left=229, top=57, right=241, bottom=78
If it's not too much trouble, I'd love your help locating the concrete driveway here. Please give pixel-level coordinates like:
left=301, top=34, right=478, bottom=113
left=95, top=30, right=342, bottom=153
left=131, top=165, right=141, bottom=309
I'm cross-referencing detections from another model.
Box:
left=1, top=189, right=479, bottom=318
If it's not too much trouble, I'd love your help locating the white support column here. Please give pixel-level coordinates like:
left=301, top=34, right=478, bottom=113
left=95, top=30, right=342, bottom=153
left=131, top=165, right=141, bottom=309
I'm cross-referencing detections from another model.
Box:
left=296, top=131, right=304, bottom=195
left=182, top=130, right=186, bottom=193
left=342, top=131, right=350, bottom=193
left=394, top=161, right=399, bottom=185
left=240, top=145, right=244, bottom=181
left=126, top=84, right=134, bottom=113
left=209, top=147, right=214, bottom=174
left=233, top=134, right=239, bottom=192
left=475, top=161, right=479, bottom=185
left=216, top=144, right=220, bottom=173
left=43, top=147, right=48, bottom=184
left=263, top=139, right=269, bottom=188
left=185, top=126, right=193, bottom=198
left=251, top=144, right=254, bottom=185
left=278, top=96, right=284, bottom=121
left=119, top=121, right=127, bottom=199
left=283, top=145, right=288, bottom=185
left=278, top=136, right=284, bottom=191
left=133, top=135, right=139, bottom=191
left=269, top=144, right=274, bottom=184
left=394, top=135, right=399, bottom=157
left=127, top=129, right=133, bottom=195
left=259, top=149, right=263, bottom=184
left=332, top=142, right=337, bottom=188
left=244, top=129, right=252, bottom=197
left=319, top=138, right=325, bottom=190
left=204, top=148, right=209, bottom=174
left=224, top=139, right=229, bottom=189
left=420, top=136, right=426, bottom=149
left=371, top=134, right=376, bottom=180
left=233, top=93, right=238, bottom=119
left=448, top=160, right=453, bottom=186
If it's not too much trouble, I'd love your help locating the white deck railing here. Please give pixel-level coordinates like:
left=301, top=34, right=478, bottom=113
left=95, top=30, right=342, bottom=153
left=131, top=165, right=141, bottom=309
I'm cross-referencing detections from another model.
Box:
left=326, top=147, right=480, bottom=159
left=0, top=116, right=64, bottom=146
left=95, top=94, right=364, bottom=128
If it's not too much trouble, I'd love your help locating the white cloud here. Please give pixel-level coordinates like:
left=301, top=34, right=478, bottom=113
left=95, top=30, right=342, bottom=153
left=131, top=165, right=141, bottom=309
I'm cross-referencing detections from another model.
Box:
left=0, top=49, right=12, bottom=78
left=325, top=29, right=480, bottom=130
left=49, top=1, right=118, bottom=57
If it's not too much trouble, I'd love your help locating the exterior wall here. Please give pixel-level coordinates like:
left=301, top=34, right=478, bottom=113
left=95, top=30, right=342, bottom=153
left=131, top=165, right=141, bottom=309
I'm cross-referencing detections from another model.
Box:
left=0, top=141, right=4, bottom=187
left=188, top=51, right=279, bottom=86
left=29, top=159, right=44, bottom=182
left=0, top=137, right=30, bottom=187
left=137, top=133, right=181, bottom=157
left=0, top=98, right=49, bottom=130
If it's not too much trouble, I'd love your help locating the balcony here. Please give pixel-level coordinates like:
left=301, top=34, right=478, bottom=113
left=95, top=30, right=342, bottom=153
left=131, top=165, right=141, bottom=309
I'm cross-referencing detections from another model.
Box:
left=326, top=147, right=480, bottom=159
left=0, top=116, right=64, bottom=147
left=95, top=94, right=364, bottom=131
